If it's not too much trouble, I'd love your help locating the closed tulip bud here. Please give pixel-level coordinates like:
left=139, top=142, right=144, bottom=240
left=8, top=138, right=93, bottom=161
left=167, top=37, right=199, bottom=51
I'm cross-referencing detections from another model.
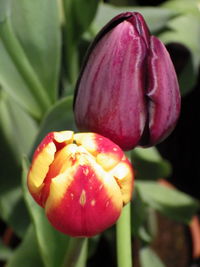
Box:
left=27, top=131, right=134, bottom=237
left=74, top=12, right=181, bottom=150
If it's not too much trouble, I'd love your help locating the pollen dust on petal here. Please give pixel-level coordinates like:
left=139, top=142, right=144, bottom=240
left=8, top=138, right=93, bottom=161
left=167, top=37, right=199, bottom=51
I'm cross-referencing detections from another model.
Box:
left=91, top=199, right=96, bottom=206
left=79, top=190, right=86, bottom=206
left=83, top=167, right=89, bottom=176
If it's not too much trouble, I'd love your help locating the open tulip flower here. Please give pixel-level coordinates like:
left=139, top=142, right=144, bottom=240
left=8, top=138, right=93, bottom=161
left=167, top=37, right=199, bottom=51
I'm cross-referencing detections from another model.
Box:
left=27, top=131, right=134, bottom=237
left=74, top=12, right=181, bottom=150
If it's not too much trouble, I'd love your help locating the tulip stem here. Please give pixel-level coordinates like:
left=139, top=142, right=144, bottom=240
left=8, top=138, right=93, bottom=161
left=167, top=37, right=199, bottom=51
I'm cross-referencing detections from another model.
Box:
left=63, top=237, right=88, bottom=267
left=116, top=202, right=132, bottom=267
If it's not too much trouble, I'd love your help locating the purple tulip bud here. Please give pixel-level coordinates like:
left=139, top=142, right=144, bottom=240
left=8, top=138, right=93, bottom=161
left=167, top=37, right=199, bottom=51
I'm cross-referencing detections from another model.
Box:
left=74, top=12, right=181, bottom=151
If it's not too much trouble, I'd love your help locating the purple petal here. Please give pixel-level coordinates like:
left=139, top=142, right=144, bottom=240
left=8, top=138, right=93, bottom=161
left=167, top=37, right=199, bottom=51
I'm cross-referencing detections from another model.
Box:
left=75, top=20, right=148, bottom=150
left=143, top=36, right=181, bottom=146
left=127, top=12, right=150, bottom=47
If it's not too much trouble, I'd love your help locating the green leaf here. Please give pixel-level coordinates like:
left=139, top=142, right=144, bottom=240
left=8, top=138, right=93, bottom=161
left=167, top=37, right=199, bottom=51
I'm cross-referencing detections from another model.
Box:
left=132, top=193, right=158, bottom=243
left=63, top=0, right=99, bottom=42
left=93, top=3, right=177, bottom=33
left=11, top=0, right=61, bottom=102
left=0, top=91, right=36, bottom=236
left=0, top=41, right=43, bottom=118
left=6, top=226, right=44, bottom=267
left=62, top=0, right=98, bottom=84
left=0, top=187, right=30, bottom=238
left=0, top=0, right=11, bottom=23
left=140, top=247, right=165, bottom=267
left=159, top=0, right=200, bottom=93
left=131, top=147, right=171, bottom=180
left=0, top=128, right=20, bottom=194
left=162, top=0, right=200, bottom=15
left=178, top=56, right=196, bottom=96
left=134, top=7, right=177, bottom=34
left=131, top=194, right=151, bottom=243
left=22, top=157, right=70, bottom=267
left=0, top=240, right=12, bottom=261
left=0, top=0, right=61, bottom=118
left=74, top=0, right=99, bottom=34
left=135, top=181, right=199, bottom=224
left=0, top=90, right=38, bottom=161
left=159, top=14, right=200, bottom=70
left=33, top=95, right=76, bottom=151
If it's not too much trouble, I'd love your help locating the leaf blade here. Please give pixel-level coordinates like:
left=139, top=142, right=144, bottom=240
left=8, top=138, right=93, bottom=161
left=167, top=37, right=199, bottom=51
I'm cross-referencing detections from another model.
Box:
left=6, top=226, right=44, bottom=267
left=11, top=0, right=61, bottom=102
left=135, top=181, right=199, bottom=223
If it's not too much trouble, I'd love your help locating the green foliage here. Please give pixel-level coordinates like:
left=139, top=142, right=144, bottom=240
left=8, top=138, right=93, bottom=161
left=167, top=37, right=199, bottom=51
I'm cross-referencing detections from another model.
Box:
left=131, top=147, right=171, bottom=180
left=140, top=247, right=165, bottom=267
left=0, top=90, right=38, bottom=161
left=135, top=181, right=199, bottom=223
left=93, top=3, right=177, bottom=33
left=132, top=193, right=153, bottom=243
left=62, top=0, right=99, bottom=84
left=6, top=226, right=44, bottom=267
left=0, top=0, right=11, bottom=23
left=0, top=0, right=200, bottom=266
left=33, top=96, right=76, bottom=150
left=11, top=0, right=61, bottom=103
left=0, top=0, right=61, bottom=118
left=132, top=179, right=200, bottom=247
left=159, top=0, right=200, bottom=95
left=0, top=187, right=30, bottom=238
left=0, top=240, right=12, bottom=261
left=0, top=91, right=37, bottom=236
left=63, top=0, right=99, bottom=42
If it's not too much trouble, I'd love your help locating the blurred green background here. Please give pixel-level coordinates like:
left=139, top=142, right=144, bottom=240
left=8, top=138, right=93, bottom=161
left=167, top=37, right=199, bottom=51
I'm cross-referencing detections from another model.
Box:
left=0, top=0, right=200, bottom=266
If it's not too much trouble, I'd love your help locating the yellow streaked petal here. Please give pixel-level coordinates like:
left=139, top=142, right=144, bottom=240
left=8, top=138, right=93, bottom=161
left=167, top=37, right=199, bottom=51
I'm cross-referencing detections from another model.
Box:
left=109, top=161, right=133, bottom=204
left=49, top=144, right=78, bottom=175
left=54, top=131, right=74, bottom=143
left=48, top=143, right=93, bottom=177
left=45, top=168, right=74, bottom=212
left=28, top=142, right=56, bottom=194
left=79, top=153, right=123, bottom=210
left=74, top=133, right=98, bottom=156
left=96, top=152, right=121, bottom=171
left=45, top=151, right=123, bottom=213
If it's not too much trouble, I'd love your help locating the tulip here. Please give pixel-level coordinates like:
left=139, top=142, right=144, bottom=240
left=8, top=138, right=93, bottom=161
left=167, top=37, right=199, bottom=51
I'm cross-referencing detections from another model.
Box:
left=74, top=12, right=181, bottom=150
left=27, top=131, right=134, bottom=237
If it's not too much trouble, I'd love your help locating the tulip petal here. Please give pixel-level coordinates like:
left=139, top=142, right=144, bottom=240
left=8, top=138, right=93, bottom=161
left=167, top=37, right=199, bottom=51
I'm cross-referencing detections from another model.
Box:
left=127, top=12, right=150, bottom=47
left=109, top=159, right=134, bottom=204
left=27, top=131, right=74, bottom=205
left=75, top=21, right=147, bottom=150
left=74, top=133, right=124, bottom=170
left=74, top=133, right=98, bottom=156
left=27, top=136, right=56, bottom=205
left=143, top=36, right=181, bottom=146
left=45, top=153, right=123, bottom=237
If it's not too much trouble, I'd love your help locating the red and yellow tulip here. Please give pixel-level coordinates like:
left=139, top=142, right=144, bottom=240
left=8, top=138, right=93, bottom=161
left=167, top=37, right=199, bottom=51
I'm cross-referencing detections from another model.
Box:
left=27, top=131, right=134, bottom=237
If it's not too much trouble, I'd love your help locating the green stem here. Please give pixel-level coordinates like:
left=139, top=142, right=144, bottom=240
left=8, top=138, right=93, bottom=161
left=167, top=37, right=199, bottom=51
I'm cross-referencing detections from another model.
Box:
left=116, top=202, right=132, bottom=267
left=63, top=238, right=88, bottom=267
left=0, top=18, right=51, bottom=113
